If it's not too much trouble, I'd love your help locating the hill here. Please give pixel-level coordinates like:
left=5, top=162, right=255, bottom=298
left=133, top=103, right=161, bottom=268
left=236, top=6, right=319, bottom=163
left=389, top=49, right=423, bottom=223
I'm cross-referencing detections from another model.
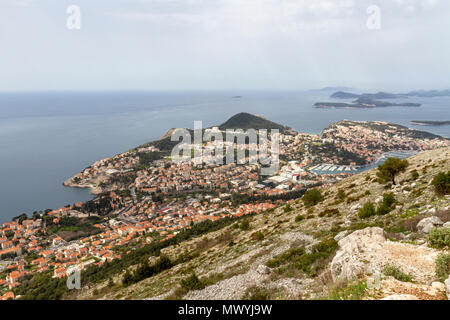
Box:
left=219, top=113, right=290, bottom=133
left=140, top=113, right=289, bottom=152
left=70, top=147, right=450, bottom=301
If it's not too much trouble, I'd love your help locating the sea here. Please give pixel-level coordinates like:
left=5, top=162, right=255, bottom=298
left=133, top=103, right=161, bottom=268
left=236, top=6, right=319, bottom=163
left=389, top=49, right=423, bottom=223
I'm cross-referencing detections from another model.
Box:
left=0, top=90, right=449, bottom=223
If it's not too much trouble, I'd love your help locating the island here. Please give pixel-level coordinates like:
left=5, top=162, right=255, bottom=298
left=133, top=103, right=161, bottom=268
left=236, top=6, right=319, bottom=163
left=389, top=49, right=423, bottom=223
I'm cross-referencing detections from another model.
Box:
left=329, top=89, right=450, bottom=100
left=410, top=120, right=450, bottom=126
left=330, top=91, right=405, bottom=99
left=314, top=97, right=421, bottom=109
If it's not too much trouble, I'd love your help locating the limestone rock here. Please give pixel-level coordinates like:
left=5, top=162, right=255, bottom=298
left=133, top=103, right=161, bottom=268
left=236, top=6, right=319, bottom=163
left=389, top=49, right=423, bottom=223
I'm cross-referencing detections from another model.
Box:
left=445, top=277, right=450, bottom=300
left=416, top=216, right=444, bottom=234
left=256, top=265, right=271, bottom=275
left=334, top=230, right=349, bottom=242
left=330, top=227, right=386, bottom=282
left=431, top=282, right=446, bottom=291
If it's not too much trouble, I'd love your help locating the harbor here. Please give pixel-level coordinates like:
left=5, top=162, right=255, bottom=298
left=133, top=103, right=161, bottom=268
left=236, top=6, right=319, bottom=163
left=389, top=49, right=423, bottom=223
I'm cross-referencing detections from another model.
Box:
left=309, top=150, right=418, bottom=175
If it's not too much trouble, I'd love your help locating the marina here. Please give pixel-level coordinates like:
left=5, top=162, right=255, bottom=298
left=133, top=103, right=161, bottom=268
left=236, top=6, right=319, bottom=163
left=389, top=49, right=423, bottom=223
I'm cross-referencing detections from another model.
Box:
left=309, top=150, right=418, bottom=176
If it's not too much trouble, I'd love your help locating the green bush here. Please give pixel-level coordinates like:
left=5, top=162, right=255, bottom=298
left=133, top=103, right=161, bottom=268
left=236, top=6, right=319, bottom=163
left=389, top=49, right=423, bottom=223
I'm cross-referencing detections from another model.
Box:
left=336, top=189, right=346, bottom=201
left=283, top=204, right=293, bottom=213
left=266, top=247, right=306, bottom=268
left=295, top=215, right=305, bottom=222
left=181, top=273, right=206, bottom=291
left=431, top=171, right=450, bottom=195
left=382, top=264, right=413, bottom=282
left=358, top=202, right=376, bottom=219
left=243, top=286, right=269, bottom=300
left=251, top=231, right=264, bottom=241
left=319, top=208, right=340, bottom=217
left=376, top=193, right=396, bottom=215
left=411, top=170, right=419, bottom=180
left=266, top=239, right=337, bottom=277
left=302, top=189, right=324, bottom=207
left=324, top=281, right=367, bottom=300
left=435, top=253, right=450, bottom=281
left=427, top=227, right=450, bottom=248
left=239, top=219, right=250, bottom=231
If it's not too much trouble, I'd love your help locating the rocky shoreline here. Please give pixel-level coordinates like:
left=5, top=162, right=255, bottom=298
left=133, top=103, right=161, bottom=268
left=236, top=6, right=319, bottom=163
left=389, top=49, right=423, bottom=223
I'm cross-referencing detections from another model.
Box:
left=62, top=178, right=106, bottom=195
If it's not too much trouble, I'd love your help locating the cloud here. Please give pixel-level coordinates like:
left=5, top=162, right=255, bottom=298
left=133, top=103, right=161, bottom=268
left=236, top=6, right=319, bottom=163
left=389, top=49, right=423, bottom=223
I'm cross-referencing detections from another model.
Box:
left=106, top=0, right=445, bottom=38
left=1, top=0, right=36, bottom=7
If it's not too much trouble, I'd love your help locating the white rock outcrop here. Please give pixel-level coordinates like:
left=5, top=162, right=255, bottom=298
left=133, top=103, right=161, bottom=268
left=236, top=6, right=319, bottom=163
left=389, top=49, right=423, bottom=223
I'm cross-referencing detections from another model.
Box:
left=256, top=265, right=271, bottom=275
left=445, top=277, right=450, bottom=300
left=330, top=227, right=386, bottom=282
left=334, top=230, right=349, bottom=242
left=416, top=216, right=444, bottom=234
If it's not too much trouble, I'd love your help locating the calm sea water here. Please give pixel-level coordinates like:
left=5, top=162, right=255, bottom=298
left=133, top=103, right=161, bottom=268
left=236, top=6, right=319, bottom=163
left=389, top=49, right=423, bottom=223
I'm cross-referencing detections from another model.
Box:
left=0, top=91, right=449, bottom=223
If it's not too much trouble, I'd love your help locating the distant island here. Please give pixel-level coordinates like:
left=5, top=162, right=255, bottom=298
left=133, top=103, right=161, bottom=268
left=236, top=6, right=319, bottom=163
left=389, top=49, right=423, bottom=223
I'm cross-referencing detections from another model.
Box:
left=314, top=97, right=421, bottom=109
left=410, top=120, right=450, bottom=126
left=405, top=90, right=450, bottom=97
left=313, top=88, right=450, bottom=109
left=330, top=89, right=450, bottom=100
left=330, top=91, right=405, bottom=99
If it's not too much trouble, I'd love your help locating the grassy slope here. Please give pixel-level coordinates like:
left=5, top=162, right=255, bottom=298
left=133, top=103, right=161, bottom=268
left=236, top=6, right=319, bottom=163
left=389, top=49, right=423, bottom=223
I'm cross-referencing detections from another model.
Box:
left=72, top=147, right=450, bottom=300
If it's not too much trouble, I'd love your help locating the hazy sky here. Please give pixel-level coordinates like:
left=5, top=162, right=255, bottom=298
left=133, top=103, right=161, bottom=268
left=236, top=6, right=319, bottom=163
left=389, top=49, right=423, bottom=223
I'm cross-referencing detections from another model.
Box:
left=1, top=0, right=449, bottom=91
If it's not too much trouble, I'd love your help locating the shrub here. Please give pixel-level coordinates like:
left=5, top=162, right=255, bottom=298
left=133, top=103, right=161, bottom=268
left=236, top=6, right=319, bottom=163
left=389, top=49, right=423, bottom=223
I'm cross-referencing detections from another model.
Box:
left=243, top=286, right=269, bottom=300
left=376, top=193, right=396, bottom=215
left=302, top=189, right=324, bottom=207
left=251, top=231, right=264, bottom=241
left=324, top=281, right=367, bottom=300
left=435, top=253, right=450, bottom=282
left=431, top=171, right=450, bottom=196
left=336, top=189, right=346, bottom=201
left=427, top=227, right=450, bottom=248
left=382, top=264, right=413, bottom=282
left=295, top=215, right=305, bottom=222
left=266, top=247, right=306, bottom=268
left=283, top=204, right=293, bottom=213
left=266, top=239, right=338, bottom=277
left=411, top=170, right=419, bottom=180
left=239, top=219, right=250, bottom=231
left=180, top=273, right=206, bottom=291
left=319, top=208, right=340, bottom=217
left=358, top=202, right=376, bottom=219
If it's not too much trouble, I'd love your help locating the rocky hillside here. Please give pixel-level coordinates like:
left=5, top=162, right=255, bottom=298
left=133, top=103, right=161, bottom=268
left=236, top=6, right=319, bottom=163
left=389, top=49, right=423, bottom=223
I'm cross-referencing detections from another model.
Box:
left=72, top=147, right=450, bottom=300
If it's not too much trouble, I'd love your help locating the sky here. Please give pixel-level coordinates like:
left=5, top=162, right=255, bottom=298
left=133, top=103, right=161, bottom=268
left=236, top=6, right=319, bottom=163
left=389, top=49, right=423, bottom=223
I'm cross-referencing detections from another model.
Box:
left=0, top=0, right=449, bottom=92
